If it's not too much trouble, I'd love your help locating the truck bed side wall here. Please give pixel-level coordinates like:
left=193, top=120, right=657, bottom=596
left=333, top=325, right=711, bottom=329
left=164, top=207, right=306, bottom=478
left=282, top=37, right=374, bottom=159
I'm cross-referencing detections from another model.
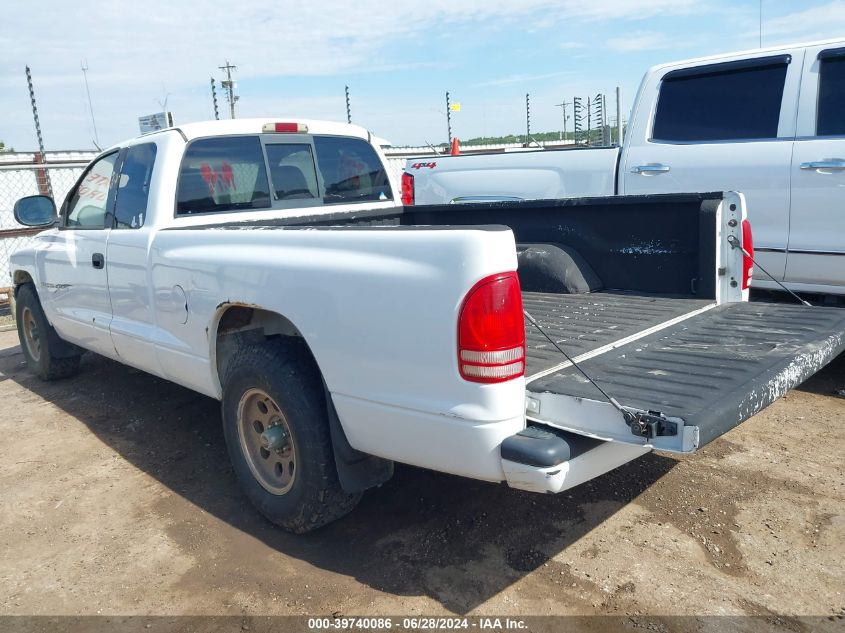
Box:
left=277, top=194, right=720, bottom=298
left=401, top=195, right=719, bottom=298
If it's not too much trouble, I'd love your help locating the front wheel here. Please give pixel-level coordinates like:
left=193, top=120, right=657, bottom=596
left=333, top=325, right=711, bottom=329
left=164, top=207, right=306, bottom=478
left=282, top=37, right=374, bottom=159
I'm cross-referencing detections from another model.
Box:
left=15, top=284, right=81, bottom=381
left=221, top=339, right=361, bottom=533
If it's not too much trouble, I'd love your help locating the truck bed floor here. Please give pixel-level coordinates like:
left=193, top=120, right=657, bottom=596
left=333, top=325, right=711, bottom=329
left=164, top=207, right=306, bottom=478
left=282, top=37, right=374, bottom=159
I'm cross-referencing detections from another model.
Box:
left=523, top=291, right=713, bottom=379
left=526, top=299, right=845, bottom=447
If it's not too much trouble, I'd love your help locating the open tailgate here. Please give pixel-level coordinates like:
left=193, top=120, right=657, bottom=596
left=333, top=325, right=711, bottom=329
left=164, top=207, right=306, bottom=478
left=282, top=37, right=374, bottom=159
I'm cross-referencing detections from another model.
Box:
left=525, top=302, right=845, bottom=452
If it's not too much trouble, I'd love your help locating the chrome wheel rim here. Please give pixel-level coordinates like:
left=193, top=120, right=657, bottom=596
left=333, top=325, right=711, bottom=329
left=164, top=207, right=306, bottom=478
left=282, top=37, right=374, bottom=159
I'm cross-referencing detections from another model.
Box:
left=237, top=388, right=296, bottom=495
left=21, top=307, right=41, bottom=363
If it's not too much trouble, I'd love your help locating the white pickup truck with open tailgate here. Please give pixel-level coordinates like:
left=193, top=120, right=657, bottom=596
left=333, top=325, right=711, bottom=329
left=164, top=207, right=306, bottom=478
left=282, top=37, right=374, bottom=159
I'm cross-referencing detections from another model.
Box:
left=9, top=119, right=845, bottom=532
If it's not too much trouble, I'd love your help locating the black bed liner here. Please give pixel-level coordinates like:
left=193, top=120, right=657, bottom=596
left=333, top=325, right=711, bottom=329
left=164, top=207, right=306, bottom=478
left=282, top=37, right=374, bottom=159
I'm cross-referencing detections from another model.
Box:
left=526, top=298, right=845, bottom=448
left=523, top=291, right=713, bottom=378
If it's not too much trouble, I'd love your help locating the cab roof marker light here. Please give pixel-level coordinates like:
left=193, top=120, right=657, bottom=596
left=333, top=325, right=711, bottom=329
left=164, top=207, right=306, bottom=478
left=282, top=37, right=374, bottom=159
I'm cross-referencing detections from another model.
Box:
left=262, top=122, right=308, bottom=134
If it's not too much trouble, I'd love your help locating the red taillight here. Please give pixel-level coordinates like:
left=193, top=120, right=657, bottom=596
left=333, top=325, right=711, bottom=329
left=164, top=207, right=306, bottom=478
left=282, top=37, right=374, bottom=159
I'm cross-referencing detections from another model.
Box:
left=401, top=172, right=415, bottom=206
left=262, top=122, right=308, bottom=133
left=458, top=272, right=525, bottom=384
left=741, top=219, right=754, bottom=290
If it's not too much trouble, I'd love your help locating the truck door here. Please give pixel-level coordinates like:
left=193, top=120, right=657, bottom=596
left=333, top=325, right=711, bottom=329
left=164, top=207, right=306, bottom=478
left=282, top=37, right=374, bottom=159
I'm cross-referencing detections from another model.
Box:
left=621, top=50, right=802, bottom=285
left=786, top=44, right=845, bottom=289
left=106, top=141, right=163, bottom=373
left=37, top=151, right=118, bottom=358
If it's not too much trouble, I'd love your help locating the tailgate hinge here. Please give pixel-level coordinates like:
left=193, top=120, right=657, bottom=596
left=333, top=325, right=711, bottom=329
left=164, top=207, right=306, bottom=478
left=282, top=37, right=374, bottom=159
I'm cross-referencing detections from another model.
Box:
left=626, top=409, right=678, bottom=439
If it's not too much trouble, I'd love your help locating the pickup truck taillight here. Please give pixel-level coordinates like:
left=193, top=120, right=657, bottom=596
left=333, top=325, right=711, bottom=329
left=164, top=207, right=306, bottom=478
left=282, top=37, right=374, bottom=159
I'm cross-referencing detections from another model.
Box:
left=458, top=272, right=525, bottom=383
left=401, top=172, right=415, bottom=205
left=742, top=219, right=754, bottom=290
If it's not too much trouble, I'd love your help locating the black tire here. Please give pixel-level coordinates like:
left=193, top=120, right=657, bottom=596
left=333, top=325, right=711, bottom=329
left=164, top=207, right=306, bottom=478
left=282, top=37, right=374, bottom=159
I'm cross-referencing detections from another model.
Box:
left=221, top=338, right=361, bottom=533
left=15, top=284, right=82, bottom=381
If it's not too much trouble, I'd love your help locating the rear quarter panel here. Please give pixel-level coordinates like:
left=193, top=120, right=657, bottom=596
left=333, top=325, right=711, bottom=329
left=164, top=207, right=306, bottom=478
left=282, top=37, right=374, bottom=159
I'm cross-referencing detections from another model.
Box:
left=149, top=224, right=524, bottom=419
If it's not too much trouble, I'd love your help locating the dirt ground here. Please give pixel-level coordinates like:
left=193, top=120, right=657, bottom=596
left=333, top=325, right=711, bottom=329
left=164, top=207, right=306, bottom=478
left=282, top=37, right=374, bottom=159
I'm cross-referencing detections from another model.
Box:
left=0, top=326, right=843, bottom=623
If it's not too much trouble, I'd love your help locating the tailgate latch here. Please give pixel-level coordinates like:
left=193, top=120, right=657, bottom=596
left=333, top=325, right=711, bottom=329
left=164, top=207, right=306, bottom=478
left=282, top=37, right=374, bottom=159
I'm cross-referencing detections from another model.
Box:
left=626, top=410, right=678, bottom=439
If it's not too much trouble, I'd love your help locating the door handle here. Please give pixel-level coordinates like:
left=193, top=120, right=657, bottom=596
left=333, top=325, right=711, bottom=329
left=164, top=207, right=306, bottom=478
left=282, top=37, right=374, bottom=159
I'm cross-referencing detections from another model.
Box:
left=92, top=253, right=104, bottom=269
left=630, top=163, right=671, bottom=174
left=800, top=159, right=845, bottom=170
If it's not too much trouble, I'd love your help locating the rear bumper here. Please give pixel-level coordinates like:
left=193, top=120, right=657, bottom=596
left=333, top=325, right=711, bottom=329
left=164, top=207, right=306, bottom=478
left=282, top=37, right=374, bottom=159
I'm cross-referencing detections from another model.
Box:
left=501, top=425, right=650, bottom=494
left=333, top=393, right=649, bottom=492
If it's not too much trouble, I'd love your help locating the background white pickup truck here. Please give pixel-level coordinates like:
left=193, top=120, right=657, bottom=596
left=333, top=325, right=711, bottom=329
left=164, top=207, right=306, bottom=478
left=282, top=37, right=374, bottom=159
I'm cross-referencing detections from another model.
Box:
left=406, top=38, right=845, bottom=297
left=9, top=119, right=845, bottom=532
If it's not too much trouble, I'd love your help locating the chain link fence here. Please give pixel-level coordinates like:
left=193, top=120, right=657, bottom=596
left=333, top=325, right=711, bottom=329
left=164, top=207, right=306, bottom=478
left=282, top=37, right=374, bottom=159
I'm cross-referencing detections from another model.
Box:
left=1, top=157, right=92, bottom=303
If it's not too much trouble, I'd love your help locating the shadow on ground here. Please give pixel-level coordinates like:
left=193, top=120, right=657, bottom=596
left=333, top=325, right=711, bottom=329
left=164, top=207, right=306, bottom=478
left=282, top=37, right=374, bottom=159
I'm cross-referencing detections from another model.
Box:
left=0, top=344, right=682, bottom=613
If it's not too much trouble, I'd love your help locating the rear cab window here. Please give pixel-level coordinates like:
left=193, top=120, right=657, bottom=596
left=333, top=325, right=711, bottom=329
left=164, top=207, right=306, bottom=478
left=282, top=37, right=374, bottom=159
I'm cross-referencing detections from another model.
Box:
left=176, top=136, right=271, bottom=214
left=265, top=143, right=321, bottom=205
left=175, top=130, right=392, bottom=216
left=652, top=56, right=791, bottom=142
left=313, top=136, right=393, bottom=204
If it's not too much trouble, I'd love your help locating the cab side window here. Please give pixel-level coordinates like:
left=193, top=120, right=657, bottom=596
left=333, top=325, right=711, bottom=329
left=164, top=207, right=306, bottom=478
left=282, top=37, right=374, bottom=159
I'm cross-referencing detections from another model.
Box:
left=653, top=59, right=789, bottom=142
left=114, top=143, right=158, bottom=228
left=64, top=152, right=119, bottom=228
left=818, top=54, right=845, bottom=136
left=313, top=136, right=392, bottom=204
left=176, top=136, right=271, bottom=214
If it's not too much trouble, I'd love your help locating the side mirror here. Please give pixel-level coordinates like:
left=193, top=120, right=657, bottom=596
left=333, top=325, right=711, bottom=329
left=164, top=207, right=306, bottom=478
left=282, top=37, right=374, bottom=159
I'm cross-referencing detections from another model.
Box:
left=13, top=195, right=57, bottom=227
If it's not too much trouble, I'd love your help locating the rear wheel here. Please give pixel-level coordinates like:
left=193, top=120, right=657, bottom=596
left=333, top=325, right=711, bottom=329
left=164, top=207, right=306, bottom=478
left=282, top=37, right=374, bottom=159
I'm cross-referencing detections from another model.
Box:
left=15, top=284, right=81, bottom=381
left=221, top=339, right=361, bottom=533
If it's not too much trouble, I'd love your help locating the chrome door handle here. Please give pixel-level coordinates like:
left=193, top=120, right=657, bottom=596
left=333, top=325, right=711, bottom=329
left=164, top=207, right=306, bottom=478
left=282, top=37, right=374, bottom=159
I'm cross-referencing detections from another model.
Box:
left=630, top=164, right=671, bottom=174
left=800, top=159, right=845, bottom=170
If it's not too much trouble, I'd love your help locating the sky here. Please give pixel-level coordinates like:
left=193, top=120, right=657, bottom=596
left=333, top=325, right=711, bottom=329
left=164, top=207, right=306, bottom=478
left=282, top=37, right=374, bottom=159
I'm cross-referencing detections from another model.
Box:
left=2, top=0, right=845, bottom=151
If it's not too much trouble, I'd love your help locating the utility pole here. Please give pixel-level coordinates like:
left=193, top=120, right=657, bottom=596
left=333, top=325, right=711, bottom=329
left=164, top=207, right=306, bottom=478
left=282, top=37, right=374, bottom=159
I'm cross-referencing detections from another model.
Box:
left=525, top=93, right=531, bottom=145
left=616, top=86, right=623, bottom=145
left=554, top=100, right=569, bottom=142
left=25, top=65, right=52, bottom=196
left=219, top=60, right=239, bottom=119
left=573, top=97, right=583, bottom=145
left=26, top=66, right=46, bottom=156
left=445, top=91, right=453, bottom=146
left=345, top=85, right=352, bottom=124
left=210, top=78, right=220, bottom=120
left=81, top=60, right=99, bottom=147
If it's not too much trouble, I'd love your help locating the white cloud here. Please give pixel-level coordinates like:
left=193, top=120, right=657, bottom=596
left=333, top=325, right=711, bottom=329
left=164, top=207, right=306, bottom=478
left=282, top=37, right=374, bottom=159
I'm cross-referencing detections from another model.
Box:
left=763, top=0, right=845, bottom=40
left=0, top=0, right=703, bottom=149
left=606, top=31, right=674, bottom=53
left=472, top=71, right=575, bottom=88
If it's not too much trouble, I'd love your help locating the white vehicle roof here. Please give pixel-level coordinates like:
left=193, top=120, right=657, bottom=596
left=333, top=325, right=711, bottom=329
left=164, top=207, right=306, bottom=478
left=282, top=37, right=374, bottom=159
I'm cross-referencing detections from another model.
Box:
left=647, top=37, right=845, bottom=75
left=110, top=118, right=372, bottom=151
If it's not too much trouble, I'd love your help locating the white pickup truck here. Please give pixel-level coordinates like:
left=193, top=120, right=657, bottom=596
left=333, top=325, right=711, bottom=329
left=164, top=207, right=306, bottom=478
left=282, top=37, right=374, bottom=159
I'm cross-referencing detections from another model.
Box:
left=406, top=38, right=845, bottom=296
left=9, top=119, right=845, bottom=533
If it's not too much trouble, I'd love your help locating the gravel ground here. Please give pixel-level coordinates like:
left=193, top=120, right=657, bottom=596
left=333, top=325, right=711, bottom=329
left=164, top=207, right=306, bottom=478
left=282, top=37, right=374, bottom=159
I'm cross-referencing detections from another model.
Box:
left=0, top=327, right=843, bottom=623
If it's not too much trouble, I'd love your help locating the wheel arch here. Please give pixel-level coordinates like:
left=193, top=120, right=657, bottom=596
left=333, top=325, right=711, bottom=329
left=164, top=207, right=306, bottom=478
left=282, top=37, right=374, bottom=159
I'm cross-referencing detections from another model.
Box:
left=210, top=302, right=312, bottom=396
left=210, top=301, right=393, bottom=494
left=13, top=269, right=34, bottom=292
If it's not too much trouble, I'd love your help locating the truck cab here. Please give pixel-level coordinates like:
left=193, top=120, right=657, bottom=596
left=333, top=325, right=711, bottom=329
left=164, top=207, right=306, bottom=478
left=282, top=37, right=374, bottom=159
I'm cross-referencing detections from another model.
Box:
left=406, top=38, right=845, bottom=297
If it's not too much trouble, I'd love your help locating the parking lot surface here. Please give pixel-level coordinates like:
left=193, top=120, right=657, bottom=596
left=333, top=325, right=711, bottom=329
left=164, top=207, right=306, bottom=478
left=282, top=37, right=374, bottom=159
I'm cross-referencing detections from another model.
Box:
left=0, top=328, right=843, bottom=621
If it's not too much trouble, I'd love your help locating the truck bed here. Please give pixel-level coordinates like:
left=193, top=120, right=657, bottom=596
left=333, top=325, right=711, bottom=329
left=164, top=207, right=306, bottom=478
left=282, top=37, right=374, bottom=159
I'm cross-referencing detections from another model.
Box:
left=523, top=291, right=713, bottom=379
left=524, top=292, right=845, bottom=450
